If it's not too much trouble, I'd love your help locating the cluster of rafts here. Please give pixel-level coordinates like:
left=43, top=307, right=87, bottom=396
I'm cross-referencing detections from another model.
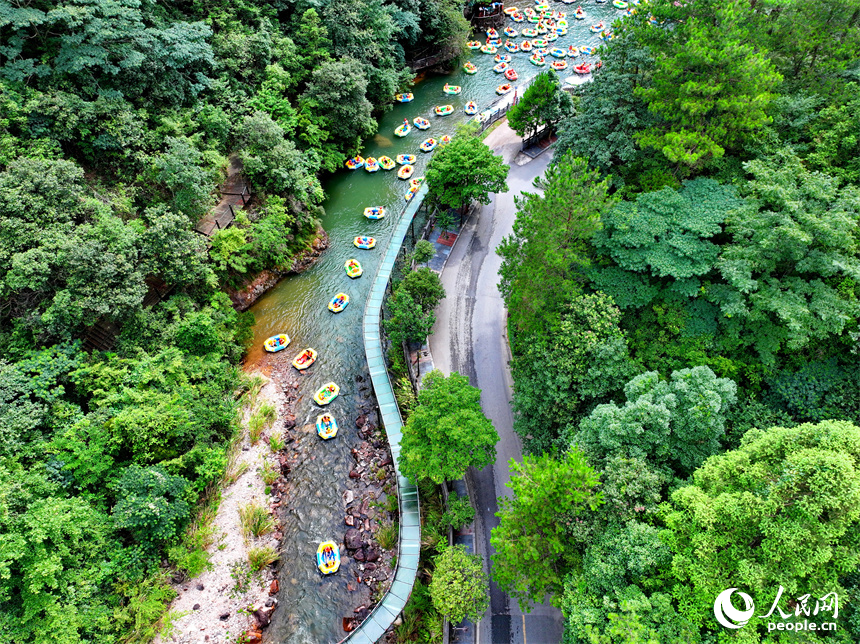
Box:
left=264, top=215, right=390, bottom=575
left=462, top=1, right=618, bottom=77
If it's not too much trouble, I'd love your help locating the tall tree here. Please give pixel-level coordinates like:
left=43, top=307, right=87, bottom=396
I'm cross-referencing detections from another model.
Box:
left=400, top=370, right=498, bottom=484
left=711, top=150, right=860, bottom=362
left=554, top=30, right=659, bottom=188
left=632, top=0, right=782, bottom=169
left=509, top=293, right=637, bottom=455
left=665, top=420, right=860, bottom=637
left=429, top=545, right=490, bottom=623
left=425, top=133, right=509, bottom=213
left=491, top=449, right=603, bottom=610
left=573, top=367, right=737, bottom=477
left=507, top=71, right=574, bottom=141
left=498, top=152, right=615, bottom=336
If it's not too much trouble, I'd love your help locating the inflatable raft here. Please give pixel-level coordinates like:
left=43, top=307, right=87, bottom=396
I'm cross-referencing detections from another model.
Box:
left=434, top=104, right=454, bottom=116
left=505, top=40, right=519, bottom=53
left=413, top=116, right=431, bottom=130
left=353, top=235, right=376, bottom=250
left=364, top=157, right=379, bottom=173
left=480, top=44, right=497, bottom=54
left=440, top=135, right=452, bottom=145
left=344, top=259, right=363, bottom=278
left=264, top=334, right=290, bottom=353
left=551, top=60, right=567, bottom=70
left=590, top=22, right=604, bottom=33
left=378, top=156, right=395, bottom=170
left=364, top=206, right=385, bottom=220
left=443, top=84, right=461, bottom=95
left=344, top=156, right=364, bottom=170
left=420, top=138, right=437, bottom=152
left=394, top=93, right=413, bottom=102
left=520, top=40, right=533, bottom=52
left=463, top=61, right=478, bottom=74
left=551, top=47, right=566, bottom=58
left=292, top=348, right=317, bottom=370
left=394, top=120, right=411, bottom=137
left=496, top=83, right=512, bottom=95
left=464, top=101, right=478, bottom=115
left=316, top=414, right=338, bottom=440
left=505, top=68, right=518, bottom=81
left=396, top=154, right=416, bottom=165
left=328, top=294, right=349, bottom=313
left=493, top=62, right=509, bottom=73
left=317, top=541, right=340, bottom=574
left=467, top=41, right=481, bottom=50
left=398, top=164, right=415, bottom=179
left=504, top=26, right=518, bottom=37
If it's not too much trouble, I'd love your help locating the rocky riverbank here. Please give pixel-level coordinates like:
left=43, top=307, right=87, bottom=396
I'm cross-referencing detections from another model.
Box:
left=265, top=358, right=400, bottom=639
left=226, top=225, right=330, bottom=311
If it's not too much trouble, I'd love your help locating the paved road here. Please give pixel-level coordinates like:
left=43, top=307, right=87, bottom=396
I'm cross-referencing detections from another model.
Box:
left=429, top=146, right=561, bottom=644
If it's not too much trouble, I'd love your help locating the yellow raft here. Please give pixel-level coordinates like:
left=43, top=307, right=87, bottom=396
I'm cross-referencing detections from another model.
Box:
left=328, top=293, right=349, bottom=313
left=316, top=413, right=338, bottom=439
left=314, top=382, right=340, bottom=405
left=264, top=334, right=290, bottom=352
left=317, top=541, right=340, bottom=573
left=345, top=259, right=363, bottom=278
left=291, top=348, right=317, bottom=370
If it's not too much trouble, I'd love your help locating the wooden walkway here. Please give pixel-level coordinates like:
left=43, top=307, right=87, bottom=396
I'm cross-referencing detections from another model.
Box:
left=195, top=155, right=249, bottom=237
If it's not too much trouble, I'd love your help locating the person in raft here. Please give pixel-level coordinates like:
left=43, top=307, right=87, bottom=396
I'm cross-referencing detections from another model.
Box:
left=323, top=545, right=334, bottom=561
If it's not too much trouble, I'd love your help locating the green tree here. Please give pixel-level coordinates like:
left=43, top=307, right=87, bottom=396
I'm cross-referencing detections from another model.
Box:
left=573, top=367, right=737, bottom=477
left=426, top=134, right=509, bottom=213
left=588, top=178, right=743, bottom=310
left=383, top=287, right=436, bottom=345
left=509, top=293, right=637, bottom=455
left=111, top=465, right=191, bottom=550
left=555, top=30, right=659, bottom=187
left=665, top=420, right=860, bottom=637
left=633, top=0, right=782, bottom=169
left=400, top=370, right=498, bottom=484
left=398, top=267, right=445, bottom=312
left=491, top=449, right=603, bottom=609
left=498, top=153, right=615, bottom=336
left=709, top=150, right=860, bottom=362
left=301, top=58, right=377, bottom=152
left=238, top=112, right=324, bottom=203
left=151, top=137, right=218, bottom=221
left=429, top=545, right=490, bottom=623
left=751, top=0, right=860, bottom=84
left=508, top=71, right=574, bottom=140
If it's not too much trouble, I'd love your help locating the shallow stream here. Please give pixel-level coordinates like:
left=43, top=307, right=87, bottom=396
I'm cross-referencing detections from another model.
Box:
left=247, top=3, right=622, bottom=641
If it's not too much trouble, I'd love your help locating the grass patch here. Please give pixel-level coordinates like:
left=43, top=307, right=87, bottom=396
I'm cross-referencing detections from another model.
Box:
left=376, top=520, right=399, bottom=550
left=248, top=545, right=280, bottom=572
left=224, top=460, right=250, bottom=485
left=261, top=460, right=279, bottom=486
left=248, top=402, right=277, bottom=445
left=269, top=433, right=285, bottom=452
left=238, top=502, right=275, bottom=539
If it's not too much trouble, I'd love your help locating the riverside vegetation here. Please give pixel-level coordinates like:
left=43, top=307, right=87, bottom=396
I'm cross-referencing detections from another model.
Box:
left=0, top=0, right=472, bottom=641
left=494, top=1, right=860, bottom=642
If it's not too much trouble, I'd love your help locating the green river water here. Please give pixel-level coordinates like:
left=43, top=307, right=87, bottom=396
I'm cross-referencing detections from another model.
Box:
left=249, top=2, right=625, bottom=641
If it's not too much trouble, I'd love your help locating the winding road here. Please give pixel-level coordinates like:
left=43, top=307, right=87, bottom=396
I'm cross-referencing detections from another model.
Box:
left=429, top=125, right=562, bottom=644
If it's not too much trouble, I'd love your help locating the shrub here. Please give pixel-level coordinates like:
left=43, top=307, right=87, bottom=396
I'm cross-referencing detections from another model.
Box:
left=376, top=520, right=399, bottom=550
left=238, top=502, right=275, bottom=539
left=112, top=465, right=191, bottom=550
left=442, top=493, right=475, bottom=530
left=248, top=545, right=280, bottom=571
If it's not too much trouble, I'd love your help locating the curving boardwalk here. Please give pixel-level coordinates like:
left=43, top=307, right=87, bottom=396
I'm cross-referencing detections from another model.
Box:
left=340, top=184, right=428, bottom=643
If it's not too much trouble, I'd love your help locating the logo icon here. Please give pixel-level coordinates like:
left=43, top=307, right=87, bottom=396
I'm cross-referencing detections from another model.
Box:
left=714, top=588, right=755, bottom=629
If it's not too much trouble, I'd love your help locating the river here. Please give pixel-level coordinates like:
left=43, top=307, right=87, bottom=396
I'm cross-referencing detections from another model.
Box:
left=246, top=2, right=623, bottom=641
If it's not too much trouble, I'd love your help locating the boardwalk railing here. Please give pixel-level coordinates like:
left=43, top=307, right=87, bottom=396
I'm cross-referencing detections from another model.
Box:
left=340, top=184, right=429, bottom=643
